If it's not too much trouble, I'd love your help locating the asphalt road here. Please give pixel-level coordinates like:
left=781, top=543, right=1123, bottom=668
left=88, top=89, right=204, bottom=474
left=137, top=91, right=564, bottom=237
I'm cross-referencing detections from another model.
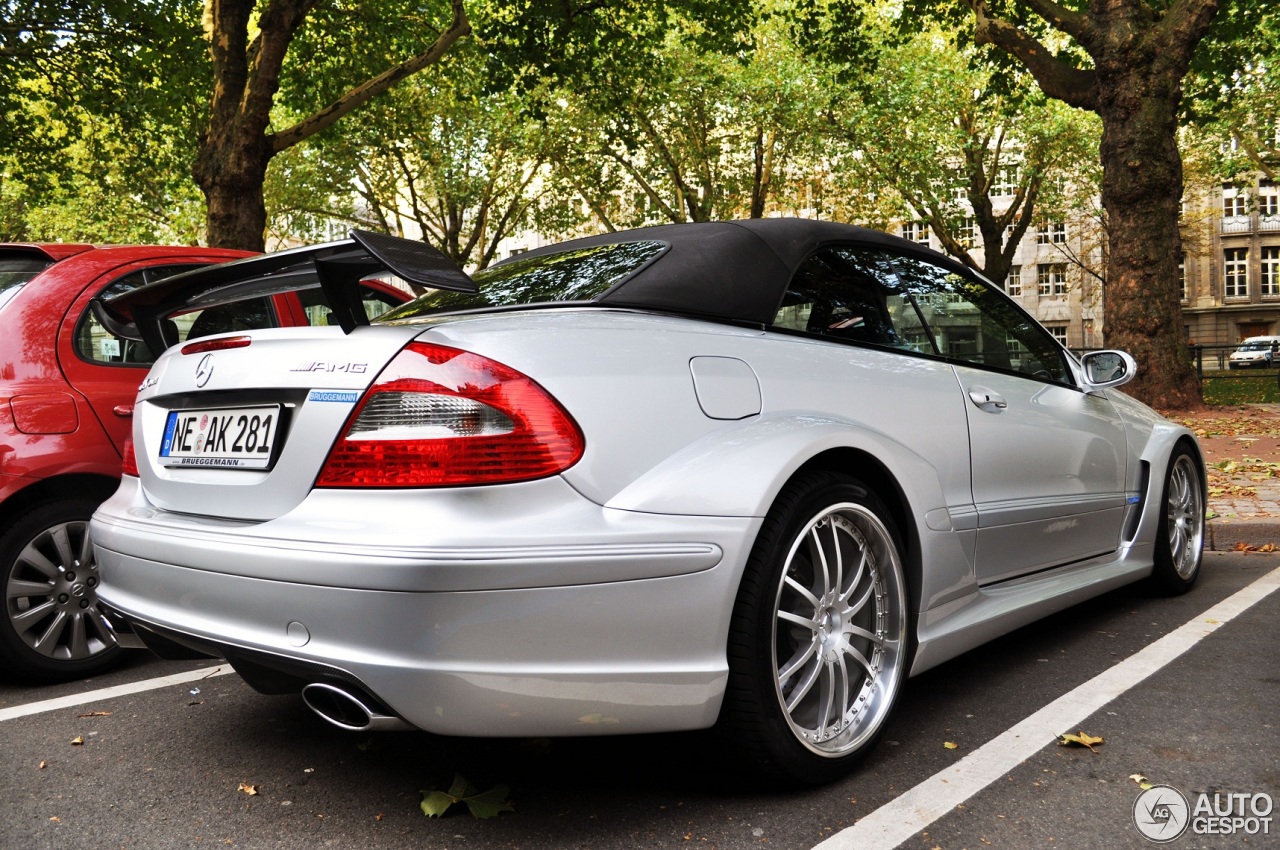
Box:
left=1, top=552, right=1277, bottom=850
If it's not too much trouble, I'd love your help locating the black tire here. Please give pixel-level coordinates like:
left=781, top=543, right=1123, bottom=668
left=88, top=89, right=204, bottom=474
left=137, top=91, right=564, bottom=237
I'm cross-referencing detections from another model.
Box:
left=720, top=471, right=909, bottom=786
left=0, top=499, right=123, bottom=682
left=1149, top=444, right=1205, bottom=595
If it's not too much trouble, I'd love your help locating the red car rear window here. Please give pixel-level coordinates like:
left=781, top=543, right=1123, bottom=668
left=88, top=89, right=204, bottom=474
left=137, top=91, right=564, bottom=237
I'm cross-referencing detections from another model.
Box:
left=0, top=255, right=56, bottom=311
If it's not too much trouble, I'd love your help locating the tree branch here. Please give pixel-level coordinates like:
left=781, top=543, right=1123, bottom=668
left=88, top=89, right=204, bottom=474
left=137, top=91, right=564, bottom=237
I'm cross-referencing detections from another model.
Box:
left=269, top=0, right=470, bottom=153
left=1019, top=0, right=1092, bottom=41
left=1153, top=0, right=1222, bottom=74
left=965, top=0, right=1098, bottom=111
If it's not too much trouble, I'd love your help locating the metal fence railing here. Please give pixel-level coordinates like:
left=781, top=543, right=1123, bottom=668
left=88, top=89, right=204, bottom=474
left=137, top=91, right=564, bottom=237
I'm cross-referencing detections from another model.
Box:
left=1070, top=344, right=1280, bottom=384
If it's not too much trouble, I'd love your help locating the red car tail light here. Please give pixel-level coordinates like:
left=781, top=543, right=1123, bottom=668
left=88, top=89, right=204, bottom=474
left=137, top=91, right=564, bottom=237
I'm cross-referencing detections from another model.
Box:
left=316, top=342, right=584, bottom=487
left=121, top=436, right=139, bottom=477
left=181, top=335, right=252, bottom=355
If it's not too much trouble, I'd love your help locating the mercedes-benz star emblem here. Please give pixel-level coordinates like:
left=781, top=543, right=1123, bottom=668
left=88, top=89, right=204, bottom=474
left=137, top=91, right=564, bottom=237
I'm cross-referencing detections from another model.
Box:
left=195, top=354, right=215, bottom=388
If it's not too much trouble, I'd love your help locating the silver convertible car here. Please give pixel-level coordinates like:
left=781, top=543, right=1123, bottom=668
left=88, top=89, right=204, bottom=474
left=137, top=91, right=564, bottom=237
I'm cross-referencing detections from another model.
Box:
left=91, top=220, right=1204, bottom=785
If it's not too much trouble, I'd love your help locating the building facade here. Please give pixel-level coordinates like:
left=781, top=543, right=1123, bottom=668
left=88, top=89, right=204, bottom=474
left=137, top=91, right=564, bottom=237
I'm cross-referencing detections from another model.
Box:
left=1181, top=179, right=1280, bottom=346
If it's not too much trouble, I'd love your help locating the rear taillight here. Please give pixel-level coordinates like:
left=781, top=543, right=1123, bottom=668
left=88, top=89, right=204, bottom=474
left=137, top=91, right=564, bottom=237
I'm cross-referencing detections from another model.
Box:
left=316, top=342, right=584, bottom=487
left=121, top=436, right=138, bottom=477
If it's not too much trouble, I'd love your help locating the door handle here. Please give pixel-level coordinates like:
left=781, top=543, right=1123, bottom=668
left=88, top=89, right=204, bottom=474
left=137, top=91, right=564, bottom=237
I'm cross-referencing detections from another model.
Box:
left=113, top=404, right=134, bottom=417
left=968, top=387, right=1008, bottom=410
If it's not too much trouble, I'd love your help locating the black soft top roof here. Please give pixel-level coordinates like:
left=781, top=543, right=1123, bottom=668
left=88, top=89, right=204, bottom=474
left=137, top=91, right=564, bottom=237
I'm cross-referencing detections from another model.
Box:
left=515, top=218, right=965, bottom=326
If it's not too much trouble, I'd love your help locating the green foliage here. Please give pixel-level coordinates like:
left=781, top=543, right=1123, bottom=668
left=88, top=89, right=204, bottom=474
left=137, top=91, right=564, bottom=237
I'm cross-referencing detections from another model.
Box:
left=539, top=6, right=836, bottom=230
left=269, top=40, right=548, bottom=267
left=1202, top=373, right=1280, bottom=406
left=2, top=0, right=208, bottom=243
left=420, top=774, right=513, bottom=819
left=825, top=26, right=1101, bottom=283
left=1185, top=5, right=1279, bottom=182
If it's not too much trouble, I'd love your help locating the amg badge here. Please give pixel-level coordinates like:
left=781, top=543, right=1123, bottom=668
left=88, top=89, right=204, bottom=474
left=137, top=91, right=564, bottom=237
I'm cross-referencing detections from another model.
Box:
left=290, top=361, right=368, bottom=374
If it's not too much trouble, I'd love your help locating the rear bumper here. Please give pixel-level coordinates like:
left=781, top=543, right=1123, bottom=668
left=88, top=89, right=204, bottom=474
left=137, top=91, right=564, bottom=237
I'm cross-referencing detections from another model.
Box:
left=92, top=477, right=760, bottom=736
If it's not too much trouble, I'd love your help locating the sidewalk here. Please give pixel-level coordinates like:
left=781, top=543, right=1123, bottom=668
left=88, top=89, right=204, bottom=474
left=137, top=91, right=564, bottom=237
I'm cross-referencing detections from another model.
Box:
left=1167, top=403, right=1280, bottom=551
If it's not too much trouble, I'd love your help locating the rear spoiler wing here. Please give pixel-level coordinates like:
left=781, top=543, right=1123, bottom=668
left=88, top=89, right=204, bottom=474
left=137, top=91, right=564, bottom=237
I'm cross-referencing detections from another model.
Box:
left=92, top=230, right=475, bottom=356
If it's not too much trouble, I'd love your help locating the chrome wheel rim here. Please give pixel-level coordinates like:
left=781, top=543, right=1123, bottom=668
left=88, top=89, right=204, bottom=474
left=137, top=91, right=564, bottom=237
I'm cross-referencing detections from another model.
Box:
left=1167, top=454, right=1205, bottom=580
left=771, top=502, right=906, bottom=757
left=5, top=520, right=117, bottom=662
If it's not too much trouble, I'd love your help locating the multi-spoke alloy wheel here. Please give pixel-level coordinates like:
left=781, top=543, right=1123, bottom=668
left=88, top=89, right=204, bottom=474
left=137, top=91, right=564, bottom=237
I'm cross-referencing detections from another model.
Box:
left=0, top=500, right=121, bottom=681
left=723, top=472, right=908, bottom=785
left=1151, top=445, right=1205, bottom=595
left=773, top=502, right=906, bottom=756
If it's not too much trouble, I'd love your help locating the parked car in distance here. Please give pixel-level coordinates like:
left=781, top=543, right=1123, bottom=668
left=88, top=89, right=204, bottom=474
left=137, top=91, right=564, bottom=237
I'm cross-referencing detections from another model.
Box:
left=92, top=222, right=1205, bottom=785
left=1227, top=335, right=1280, bottom=368
left=0, top=243, right=408, bottom=682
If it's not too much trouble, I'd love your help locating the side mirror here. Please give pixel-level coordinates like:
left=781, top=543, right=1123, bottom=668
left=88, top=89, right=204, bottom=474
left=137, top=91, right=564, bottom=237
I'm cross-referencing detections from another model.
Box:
left=1080, top=350, right=1137, bottom=392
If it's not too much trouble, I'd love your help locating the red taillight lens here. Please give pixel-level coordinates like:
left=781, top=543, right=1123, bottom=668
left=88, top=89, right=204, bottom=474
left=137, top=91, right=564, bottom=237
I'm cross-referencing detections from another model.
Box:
left=316, top=342, right=584, bottom=487
left=121, top=436, right=139, bottom=477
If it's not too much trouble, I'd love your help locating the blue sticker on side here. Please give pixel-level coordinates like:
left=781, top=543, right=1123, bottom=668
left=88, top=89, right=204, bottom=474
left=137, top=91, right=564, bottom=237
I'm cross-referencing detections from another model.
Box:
left=308, top=390, right=360, bottom=403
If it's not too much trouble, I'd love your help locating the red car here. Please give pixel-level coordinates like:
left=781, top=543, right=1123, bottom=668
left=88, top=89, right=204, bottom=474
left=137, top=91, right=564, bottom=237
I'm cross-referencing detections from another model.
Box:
left=0, top=243, right=407, bottom=682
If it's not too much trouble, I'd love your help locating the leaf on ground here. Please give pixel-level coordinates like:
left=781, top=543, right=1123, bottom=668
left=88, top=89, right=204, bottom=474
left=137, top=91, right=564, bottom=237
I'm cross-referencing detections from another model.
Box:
left=1129, top=773, right=1152, bottom=789
left=943, top=741, right=959, bottom=750
left=77, top=711, right=111, bottom=718
left=420, top=774, right=513, bottom=819
left=1058, top=731, right=1104, bottom=752
left=237, top=783, right=260, bottom=796
left=70, top=736, right=84, bottom=746
left=38, top=760, right=46, bottom=769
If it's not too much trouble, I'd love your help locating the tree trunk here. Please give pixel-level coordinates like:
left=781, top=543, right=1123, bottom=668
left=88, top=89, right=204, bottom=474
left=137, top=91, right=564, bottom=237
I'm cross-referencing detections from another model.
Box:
left=193, top=130, right=273, bottom=251
left=1095, top=65, right=1201, bottom=409
left=962, top=0, right=1217, bottom=410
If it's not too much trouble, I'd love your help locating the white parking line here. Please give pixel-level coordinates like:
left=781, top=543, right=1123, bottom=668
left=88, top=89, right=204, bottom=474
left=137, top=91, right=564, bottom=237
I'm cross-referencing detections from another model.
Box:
left=0, top=665, right=232, bottom=723
left=815, top=564, right=1280, bottom=850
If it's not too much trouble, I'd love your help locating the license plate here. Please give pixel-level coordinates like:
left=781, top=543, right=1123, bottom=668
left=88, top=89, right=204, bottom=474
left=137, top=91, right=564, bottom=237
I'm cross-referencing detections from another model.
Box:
left=159, top=405, right=281, bottom=469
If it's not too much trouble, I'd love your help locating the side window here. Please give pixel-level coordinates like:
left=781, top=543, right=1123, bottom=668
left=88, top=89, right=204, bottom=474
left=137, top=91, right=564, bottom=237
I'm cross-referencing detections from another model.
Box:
left=773, top=247, right=934, bottom=354
left=889, top=254, right=1069, bottom=383
left=77, top=270, right=157, bottom=365
left=76, top=265, right=278, bottom=366
left=297, top=282, right=404, bottom=327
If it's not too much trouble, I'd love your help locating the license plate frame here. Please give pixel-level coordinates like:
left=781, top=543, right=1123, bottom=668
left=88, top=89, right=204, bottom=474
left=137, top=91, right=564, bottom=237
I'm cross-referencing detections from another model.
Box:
left=159, top=405, right=282, bottom=470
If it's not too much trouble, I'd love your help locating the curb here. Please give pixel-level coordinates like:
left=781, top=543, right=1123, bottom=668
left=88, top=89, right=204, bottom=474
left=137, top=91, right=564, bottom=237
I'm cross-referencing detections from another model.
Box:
left=1206, top=519, right=1280, bottom=551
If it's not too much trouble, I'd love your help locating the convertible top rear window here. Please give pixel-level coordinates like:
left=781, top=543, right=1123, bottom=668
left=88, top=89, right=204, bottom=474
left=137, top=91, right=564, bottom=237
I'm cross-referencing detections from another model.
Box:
left=379, top=240, right=668, bottom=321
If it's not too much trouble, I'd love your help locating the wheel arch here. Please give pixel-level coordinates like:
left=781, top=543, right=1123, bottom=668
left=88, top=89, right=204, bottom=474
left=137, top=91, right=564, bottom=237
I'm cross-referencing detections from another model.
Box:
left=605, top=414, right=937, bottom=616
left=789, top=447, right=923, bottom=619
left=0, top=474, right=120, bottom=530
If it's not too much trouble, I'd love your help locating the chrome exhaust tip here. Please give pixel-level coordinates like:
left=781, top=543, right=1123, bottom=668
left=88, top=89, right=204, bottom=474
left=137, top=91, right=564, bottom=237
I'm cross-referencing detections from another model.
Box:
left=300, top=682, right=411, bottom=732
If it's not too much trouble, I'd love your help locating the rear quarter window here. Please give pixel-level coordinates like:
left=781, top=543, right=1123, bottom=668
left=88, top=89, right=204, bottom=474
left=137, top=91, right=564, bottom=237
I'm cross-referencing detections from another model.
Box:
left=379, top=240, right=669, bottom=321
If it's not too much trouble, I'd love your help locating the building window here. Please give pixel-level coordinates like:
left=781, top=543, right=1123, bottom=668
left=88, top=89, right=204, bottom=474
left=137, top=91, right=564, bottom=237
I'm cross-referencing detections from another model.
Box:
left=1047, top=325, right=1068, bottom=347
left=1037, top=222, right=1067, bottom=244
left=1222, top=185, right=1252, bottom=234
left=960, top=217, right=976, bottom=248
left=1006, top=265, right=1022, bottom=297
left=1178, top=254, right=1187, bottom=300
left=1223, top=187, right=1249, bottom=218
left=1262, top=246, right=1280, bottom=297
left=1224, top=247, right=1249, bottom=298
left=1261, top=181, right=1279, bottom=229
left=992, top=165, right=1021, bottom=197
left=1037, top=263, right=1067, bottom=296
left=901, top=221, right=929, bottom=244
